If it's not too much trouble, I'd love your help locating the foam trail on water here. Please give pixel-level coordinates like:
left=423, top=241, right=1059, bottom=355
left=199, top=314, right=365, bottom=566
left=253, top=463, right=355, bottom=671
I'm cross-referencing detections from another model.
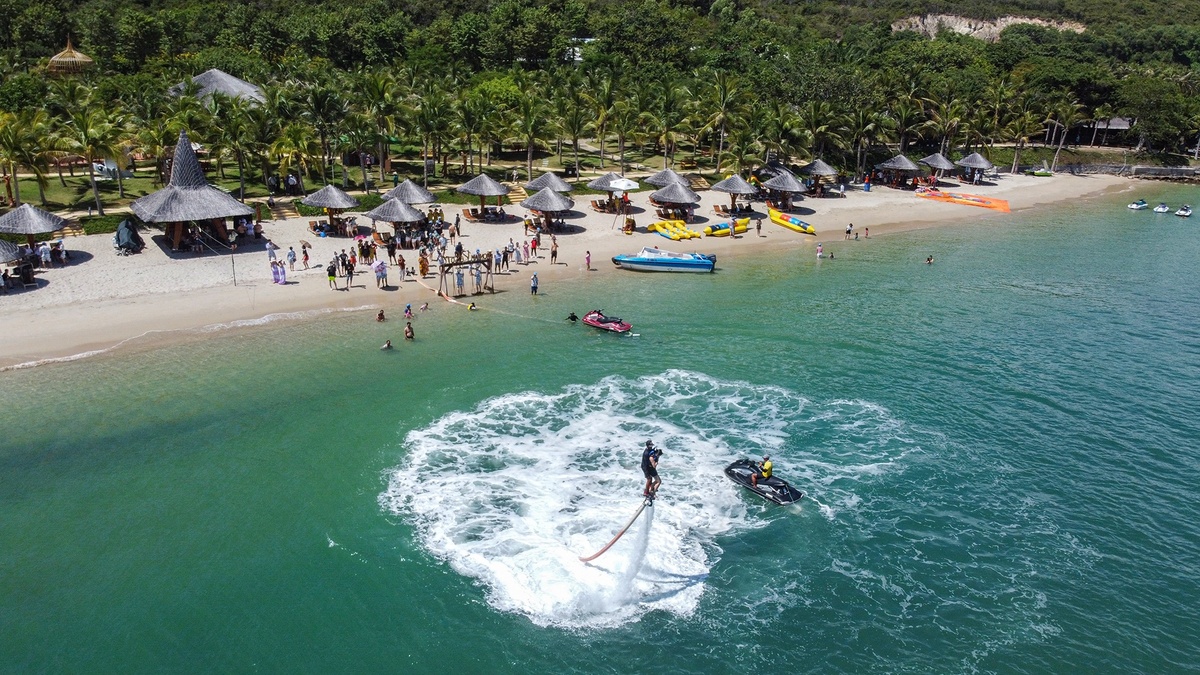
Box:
left=379, top=370, right=919, bottom=629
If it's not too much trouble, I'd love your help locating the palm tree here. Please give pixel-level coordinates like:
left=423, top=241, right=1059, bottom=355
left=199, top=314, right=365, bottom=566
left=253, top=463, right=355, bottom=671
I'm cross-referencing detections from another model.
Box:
left=0, top=111, right=33, bottom=205
left=271, top=122, right=319, bottom=195
left=414, top=95, right=444, bottom=187
left=1048, top=96, right=1087, bottom=171
left=700, top=71, right=744, bottom=174
left=721, top=127, right=763, bottom=174
left=513, top=96, right=549, bottom=180
left=609, top=100, right=639, bottom=175
left=1005, top=109, right=1044, bottom=174
left=559, top=101, right=592, bottom=182
left=64, top=108, right=122, bottom=216
left=842, top=107, right=892, bottom=179
left=888, top=100, right=927, bottom=154
left=1090, top=104, right=1116, bottom=146
left=925, top=96, right=966, bottom=156
left=454, top=92, right=485, bottom=175
left=358, top=70, right=401, bottom=186
left=798, top=101, right=843, bottom=159
left=646, top=81, right=689, bottom=168
left=300, top=85, right=348, bottom=182
left=585, top=72, right=618, bottom=169
left=340, top=112, right=377, bottom=190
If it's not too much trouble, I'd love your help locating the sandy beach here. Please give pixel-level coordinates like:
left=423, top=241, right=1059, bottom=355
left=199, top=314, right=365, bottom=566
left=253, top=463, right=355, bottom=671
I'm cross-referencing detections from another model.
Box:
left=0, top=173, right=1130, bottom=369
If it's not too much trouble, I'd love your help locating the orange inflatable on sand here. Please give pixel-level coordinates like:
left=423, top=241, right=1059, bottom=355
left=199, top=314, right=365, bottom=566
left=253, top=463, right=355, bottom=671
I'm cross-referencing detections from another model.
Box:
left=916, top=187, right=1010, bottom=213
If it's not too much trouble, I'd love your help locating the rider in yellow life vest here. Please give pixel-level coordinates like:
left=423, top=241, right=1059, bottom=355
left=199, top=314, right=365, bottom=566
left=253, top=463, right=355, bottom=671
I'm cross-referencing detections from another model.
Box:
left=751, top=455, right=772, bottom=486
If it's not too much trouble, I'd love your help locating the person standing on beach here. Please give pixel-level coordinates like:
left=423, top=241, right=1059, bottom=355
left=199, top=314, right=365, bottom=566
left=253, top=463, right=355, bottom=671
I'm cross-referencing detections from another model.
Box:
left=286, top=246, right=297, bottom=271
left=550, top=236, right=558, bottom=264
left=327, top=261, right=338, bottom=290
left=530, top=272, right=538, bottom=295
left=302, top=247, right=310, bottom=269
left=865, top=227, right=869, bottom=238
left=266, top=240, right=278, bottom=262
left=756, top=217, right=763, bottom=237
left=345, top=260, right=355, bottom=289
left=585, top=251, right=591, bottom=271
left=845, top=224, right=852, bottom=240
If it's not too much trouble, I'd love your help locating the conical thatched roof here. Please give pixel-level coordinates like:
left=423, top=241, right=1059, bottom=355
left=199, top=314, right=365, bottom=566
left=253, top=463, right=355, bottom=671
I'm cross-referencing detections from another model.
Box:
left=800, top=159, right=838, bottom=176
left=587, top=172, right=623, bottom=191
left=365, top=199, right=425, bottom=223
left=649, top=182, right=700, bottom=204
left=382, top=179, right=436, bottom=204
left=710, top=174, right=758, bottom=195
left=919, top=153, right=957, bottom=171
left=762, top=171, right=807, bottom=193
left=645, top=168, right=690, bottom=187
left=876, top=154, right=922, bottom=172
left=170, top=68, right=264, bottom=104
left=48, top=38, right=93, bottom=75
left=457, top=173, right=509, bottom=197
left=525, top=171, right=573, bottom=193
left=955, top=152, right=994, bottom=170
left=0, top=203, right=69, bottom=235
left=0, top=238, right=21, bottom=263
left=131, top=131, right=254, bottom=223
left=521, top=187, right=575, bottom=213
left=302, top=184, right=360, bottom=210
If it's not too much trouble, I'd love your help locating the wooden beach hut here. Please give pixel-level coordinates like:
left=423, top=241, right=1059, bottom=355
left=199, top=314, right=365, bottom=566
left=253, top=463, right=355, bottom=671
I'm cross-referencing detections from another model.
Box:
left=520, top=187, right=575, bottom=230
left=130, top=131, right=253, bottom=251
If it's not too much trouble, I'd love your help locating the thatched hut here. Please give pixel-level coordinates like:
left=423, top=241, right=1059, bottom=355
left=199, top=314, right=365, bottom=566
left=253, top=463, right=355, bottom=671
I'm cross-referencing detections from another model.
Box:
left=0, top=204, right=69, bottom=248
left=457, top=173, right=510, bottom=211
left=131, top=131, right=254, bottom=251
left=382, top=179, right=436, bottom=204
left=645, top=168, right=690, bottom=187
left=170, top=69, right=265, bottom=104
left=525, top=172, right=573, bottom=193
left=47, top=38, right=93, bottom=76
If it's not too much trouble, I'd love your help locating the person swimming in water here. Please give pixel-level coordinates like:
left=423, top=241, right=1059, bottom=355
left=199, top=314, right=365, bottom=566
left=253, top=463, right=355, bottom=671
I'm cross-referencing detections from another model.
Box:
left=376, top=310, right=386, bottom=322
left=566, top=312, right=578, bottom=322
left=404, top=304, right=413, bottom=319
left=467, top=302, right=477, bottom=311
left=419, top=302, right=429, bottom=312
left=380, top=340, right=393, bottom=350
left=404, top=322, right=414, bottom=340
left=926, top=255, right=934, bottom=264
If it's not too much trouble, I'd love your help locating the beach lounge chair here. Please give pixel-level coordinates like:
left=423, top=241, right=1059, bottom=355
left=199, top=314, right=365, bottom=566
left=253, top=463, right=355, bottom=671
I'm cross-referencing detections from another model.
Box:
left=462, top=209, right=480, bottom=222
left=713, top=205, right=728, bottom=216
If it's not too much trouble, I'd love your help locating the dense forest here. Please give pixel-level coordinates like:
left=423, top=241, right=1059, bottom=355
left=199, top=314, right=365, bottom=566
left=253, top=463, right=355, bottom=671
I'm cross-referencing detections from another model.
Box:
left=0, top=0, right=1198, bottom=212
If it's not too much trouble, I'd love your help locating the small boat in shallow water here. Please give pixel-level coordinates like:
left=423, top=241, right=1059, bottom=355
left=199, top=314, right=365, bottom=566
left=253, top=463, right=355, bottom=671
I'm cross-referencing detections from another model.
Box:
left=1176, top=205, right=1193, bottom=217
left=612, top=247, right=716, bottom=273
left=1153, top=203, right=1171, bottom=213
left=582, top=310, right=631, bottom=334
left=1128, top=199, right=1148, bottom=210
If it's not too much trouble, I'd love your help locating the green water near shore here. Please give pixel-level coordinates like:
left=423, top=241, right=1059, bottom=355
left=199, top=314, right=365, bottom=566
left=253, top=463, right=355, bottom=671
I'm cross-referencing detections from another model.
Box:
left=3, top=189, right=1199, bottom=673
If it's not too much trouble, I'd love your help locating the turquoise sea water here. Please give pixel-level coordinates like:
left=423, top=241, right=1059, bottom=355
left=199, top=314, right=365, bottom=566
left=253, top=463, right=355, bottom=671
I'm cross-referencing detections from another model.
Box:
left=3, top=187, right=1199, bottom=673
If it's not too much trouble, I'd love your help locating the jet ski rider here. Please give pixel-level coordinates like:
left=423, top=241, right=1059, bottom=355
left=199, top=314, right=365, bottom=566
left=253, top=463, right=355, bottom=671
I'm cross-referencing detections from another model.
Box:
left=641, top=441, right=663, bottom=498
left=750, top=455, right=772, bottom=487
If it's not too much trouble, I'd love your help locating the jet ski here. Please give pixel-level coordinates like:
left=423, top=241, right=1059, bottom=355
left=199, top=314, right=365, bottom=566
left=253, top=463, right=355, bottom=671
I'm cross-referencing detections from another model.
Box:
left=582, top=310, right=631, bottom=334
left=724, top=459, right=805, bottom=505
left=1153, top=202, right=1171, bottom=213
left=1176, top=205, right=1192, bottom=217
left=1128, top=200, right=1148, bottom=210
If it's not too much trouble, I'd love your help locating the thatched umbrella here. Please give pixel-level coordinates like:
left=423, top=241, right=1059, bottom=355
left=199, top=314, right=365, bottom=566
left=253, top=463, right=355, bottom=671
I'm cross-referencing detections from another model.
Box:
left=457, top=173, right=510, bottom=210
left=47, top=38, right=93, bottom=76
left=521, top=188, right=575, bottom=229
left=711, top=174, right=758, bottom=208
left=800, top=159, right=838, bottom=176
left=131, top=130, right=253, bottom=250
left=525, top=171, right=573, bottom=193
left=876, top=155, right=922, bottom=172
left=365, top=199, right=425, bottom=224
left=0, top=203, right=69, bottom=248
left=645, top=168, right=690, bottom=187
left=650, top=182, right=700, bottom=204
left=382, top=178, right=436, bottom=204
left=762, top=171, right=807, bottom=193
left=919, top=153, right=957, bottom=171
left=302, top=184, right=360, bottom=210
left=587, top=172, right=623, bottom=191
left=0, top=238, right=21, bottom=264
left=955, top=153, right=994, bottom=170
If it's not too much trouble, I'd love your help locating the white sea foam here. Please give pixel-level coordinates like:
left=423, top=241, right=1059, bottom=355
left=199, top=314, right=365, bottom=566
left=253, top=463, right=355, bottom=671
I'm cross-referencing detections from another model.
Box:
left=379, top=370, right=917, bottom=629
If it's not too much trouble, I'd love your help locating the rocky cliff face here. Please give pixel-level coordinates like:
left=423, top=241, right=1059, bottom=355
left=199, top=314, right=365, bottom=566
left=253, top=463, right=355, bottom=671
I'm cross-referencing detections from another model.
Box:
left=891, top=14, right=1086, bottom=42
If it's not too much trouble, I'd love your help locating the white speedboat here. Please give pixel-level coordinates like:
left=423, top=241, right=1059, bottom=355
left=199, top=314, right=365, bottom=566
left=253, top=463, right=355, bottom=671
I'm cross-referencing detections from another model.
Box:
left=1153, top=203, right=1171, bottom=213
left=1176, top=205, right=1192, bottom=217
left=612, top=247, right=716, bottom=273
left=1128, top=200, right=1148, bottom=210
